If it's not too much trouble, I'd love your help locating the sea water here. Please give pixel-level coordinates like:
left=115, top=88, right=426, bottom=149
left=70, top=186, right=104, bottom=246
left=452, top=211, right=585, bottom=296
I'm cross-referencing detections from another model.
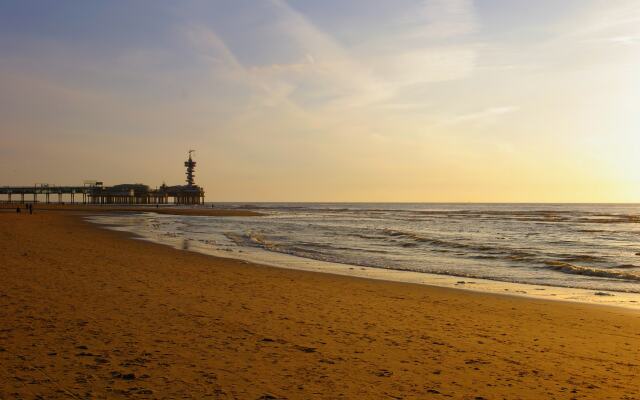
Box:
left=87, top=203, right=640, bottom=306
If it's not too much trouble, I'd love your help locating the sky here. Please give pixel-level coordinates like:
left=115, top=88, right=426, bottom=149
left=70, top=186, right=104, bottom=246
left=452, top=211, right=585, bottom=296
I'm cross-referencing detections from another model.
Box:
left=1, top=0, right=640, bottom=202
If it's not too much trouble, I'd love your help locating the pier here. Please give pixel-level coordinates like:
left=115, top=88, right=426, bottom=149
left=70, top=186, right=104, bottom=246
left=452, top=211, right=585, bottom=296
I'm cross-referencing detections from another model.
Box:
left=0, top=152, right=205, bottom=205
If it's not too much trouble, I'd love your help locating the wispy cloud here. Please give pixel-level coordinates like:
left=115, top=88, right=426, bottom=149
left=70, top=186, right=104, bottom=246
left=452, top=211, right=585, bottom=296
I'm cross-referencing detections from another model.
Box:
left=183, top=0, right=481, bottom=114
left=568, top=0, right=640, bottom=39
left=605, top=35, right=640, bottom=45
left=442, top=106, right=519, bottom=126
left=404, top=0, right=477, bottom=39
left=181, top=2, right=391, bottom=118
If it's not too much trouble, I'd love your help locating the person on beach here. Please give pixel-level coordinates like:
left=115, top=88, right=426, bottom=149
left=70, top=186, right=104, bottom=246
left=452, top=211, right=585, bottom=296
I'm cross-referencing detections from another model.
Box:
left=29, top=204, right=33, bottom=214
left=16, top=207, right=20, bottom=214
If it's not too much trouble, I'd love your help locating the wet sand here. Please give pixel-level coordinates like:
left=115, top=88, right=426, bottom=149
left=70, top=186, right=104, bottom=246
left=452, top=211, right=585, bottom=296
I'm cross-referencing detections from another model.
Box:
left=2, top=212, right=640, bottom=399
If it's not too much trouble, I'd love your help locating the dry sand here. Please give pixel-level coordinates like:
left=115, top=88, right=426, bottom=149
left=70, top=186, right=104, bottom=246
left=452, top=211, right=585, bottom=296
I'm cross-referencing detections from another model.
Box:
left=1, top=211, right=640, bottom=399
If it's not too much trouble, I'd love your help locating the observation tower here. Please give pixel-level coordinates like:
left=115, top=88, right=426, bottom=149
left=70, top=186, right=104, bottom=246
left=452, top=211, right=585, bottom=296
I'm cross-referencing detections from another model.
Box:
left=185, top=150, right=196, bottom=186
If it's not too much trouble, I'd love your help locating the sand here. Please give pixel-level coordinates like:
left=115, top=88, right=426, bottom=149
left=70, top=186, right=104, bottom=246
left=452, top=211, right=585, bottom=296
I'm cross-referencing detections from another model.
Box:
left=1, top=211, right=640, bottom=399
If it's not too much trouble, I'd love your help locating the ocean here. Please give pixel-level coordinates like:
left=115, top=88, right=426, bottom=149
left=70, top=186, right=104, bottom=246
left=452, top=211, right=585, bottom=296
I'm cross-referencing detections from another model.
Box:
left=87, top=203, right=640, bottom=300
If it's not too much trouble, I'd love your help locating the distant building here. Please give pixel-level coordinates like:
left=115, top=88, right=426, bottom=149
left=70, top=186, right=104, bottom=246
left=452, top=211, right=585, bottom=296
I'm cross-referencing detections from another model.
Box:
left=0, top=151, right=206, bottom=205
left=91, top=151, right=205, bottom=205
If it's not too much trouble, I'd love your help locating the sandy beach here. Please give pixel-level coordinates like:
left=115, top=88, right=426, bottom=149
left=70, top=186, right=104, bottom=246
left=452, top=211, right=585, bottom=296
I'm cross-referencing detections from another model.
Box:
left=2, top=211, right=640, bottom=399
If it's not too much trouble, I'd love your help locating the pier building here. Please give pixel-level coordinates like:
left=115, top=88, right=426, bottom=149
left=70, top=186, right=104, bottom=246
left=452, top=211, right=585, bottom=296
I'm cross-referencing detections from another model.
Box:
left=0, top=151, right=205, bottom=205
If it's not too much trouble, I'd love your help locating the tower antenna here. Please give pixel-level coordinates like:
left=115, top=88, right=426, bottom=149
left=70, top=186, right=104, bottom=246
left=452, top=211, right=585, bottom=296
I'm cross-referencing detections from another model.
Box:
left=185, top=150, right=196, bottom=186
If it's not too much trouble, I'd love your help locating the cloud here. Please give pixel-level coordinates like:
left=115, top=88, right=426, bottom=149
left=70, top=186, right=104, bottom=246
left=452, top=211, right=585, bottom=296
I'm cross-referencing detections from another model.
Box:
left=359, top=0, right=478, bottom=85
left=442, top=106, right=519, bottom=126
left=182, top=1, right=389, bottom=113
left=407, top=0, right=477, bottom=39
left=544, top=0, right=640, bottom=52
left=570, top=0, right=640, bottom=38
left=182, top=0, right=481, bottom=114
left=376, top=47, right=477, bottom=86
left=606, top=36, right=640, bottom=45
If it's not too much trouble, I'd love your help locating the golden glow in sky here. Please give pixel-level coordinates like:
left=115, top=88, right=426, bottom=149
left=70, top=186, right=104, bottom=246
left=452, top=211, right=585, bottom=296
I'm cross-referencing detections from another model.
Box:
left=1, top=0, right=640, bottom=202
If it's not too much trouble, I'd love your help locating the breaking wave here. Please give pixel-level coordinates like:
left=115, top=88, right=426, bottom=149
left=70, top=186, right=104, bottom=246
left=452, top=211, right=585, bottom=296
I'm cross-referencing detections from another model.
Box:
left=544, top=262, right=640, bottom=281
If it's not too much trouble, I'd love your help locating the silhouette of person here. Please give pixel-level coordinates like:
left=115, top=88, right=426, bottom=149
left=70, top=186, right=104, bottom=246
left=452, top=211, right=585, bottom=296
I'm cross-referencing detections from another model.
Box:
left=16, top=207, right=20, bottom=214
left=29, top=204, right=33, bottom=215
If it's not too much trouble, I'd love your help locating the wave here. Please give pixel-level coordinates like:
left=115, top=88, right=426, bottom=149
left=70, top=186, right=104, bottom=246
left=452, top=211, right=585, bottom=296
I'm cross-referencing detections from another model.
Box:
left=229, top=229, right=634, bottom=282
left=381, top=229, right=538, bottom=260
left=544, top=261, right=640, bottom=281
left=322, top=207, right=640, bottom=225
left=556, top=254, right=608, bottom=263
left=225, top=232, right=281, bottom=252
left=381, top=229, right=620, bottom=267
left=225, top=232, right=640, bottom=291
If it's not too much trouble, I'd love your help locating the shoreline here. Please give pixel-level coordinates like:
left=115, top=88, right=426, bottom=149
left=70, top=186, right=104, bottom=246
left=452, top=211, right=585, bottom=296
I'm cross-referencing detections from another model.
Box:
left=3, top=211, right=640, bottom=398
left=86, top=212, right=640, bottom=311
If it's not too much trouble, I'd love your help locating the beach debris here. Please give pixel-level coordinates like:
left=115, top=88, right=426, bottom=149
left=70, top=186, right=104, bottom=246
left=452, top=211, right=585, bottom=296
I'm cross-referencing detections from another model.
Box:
left=295, top=345, right=317, bottom=353
left=375, top=369, right=393, bottom=377
left=465, top=358, right=490, bottom=365
left=594, top=291, right=614, bottom=296
left=121, top=357, right=150, bottom=367
left=111, top=371, right=136, bottom=380
left=426, top=389, right=441, bottom=394
left=257, top=394, right=281, bottom=400
left=129, top=387, right=153, bottom=395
